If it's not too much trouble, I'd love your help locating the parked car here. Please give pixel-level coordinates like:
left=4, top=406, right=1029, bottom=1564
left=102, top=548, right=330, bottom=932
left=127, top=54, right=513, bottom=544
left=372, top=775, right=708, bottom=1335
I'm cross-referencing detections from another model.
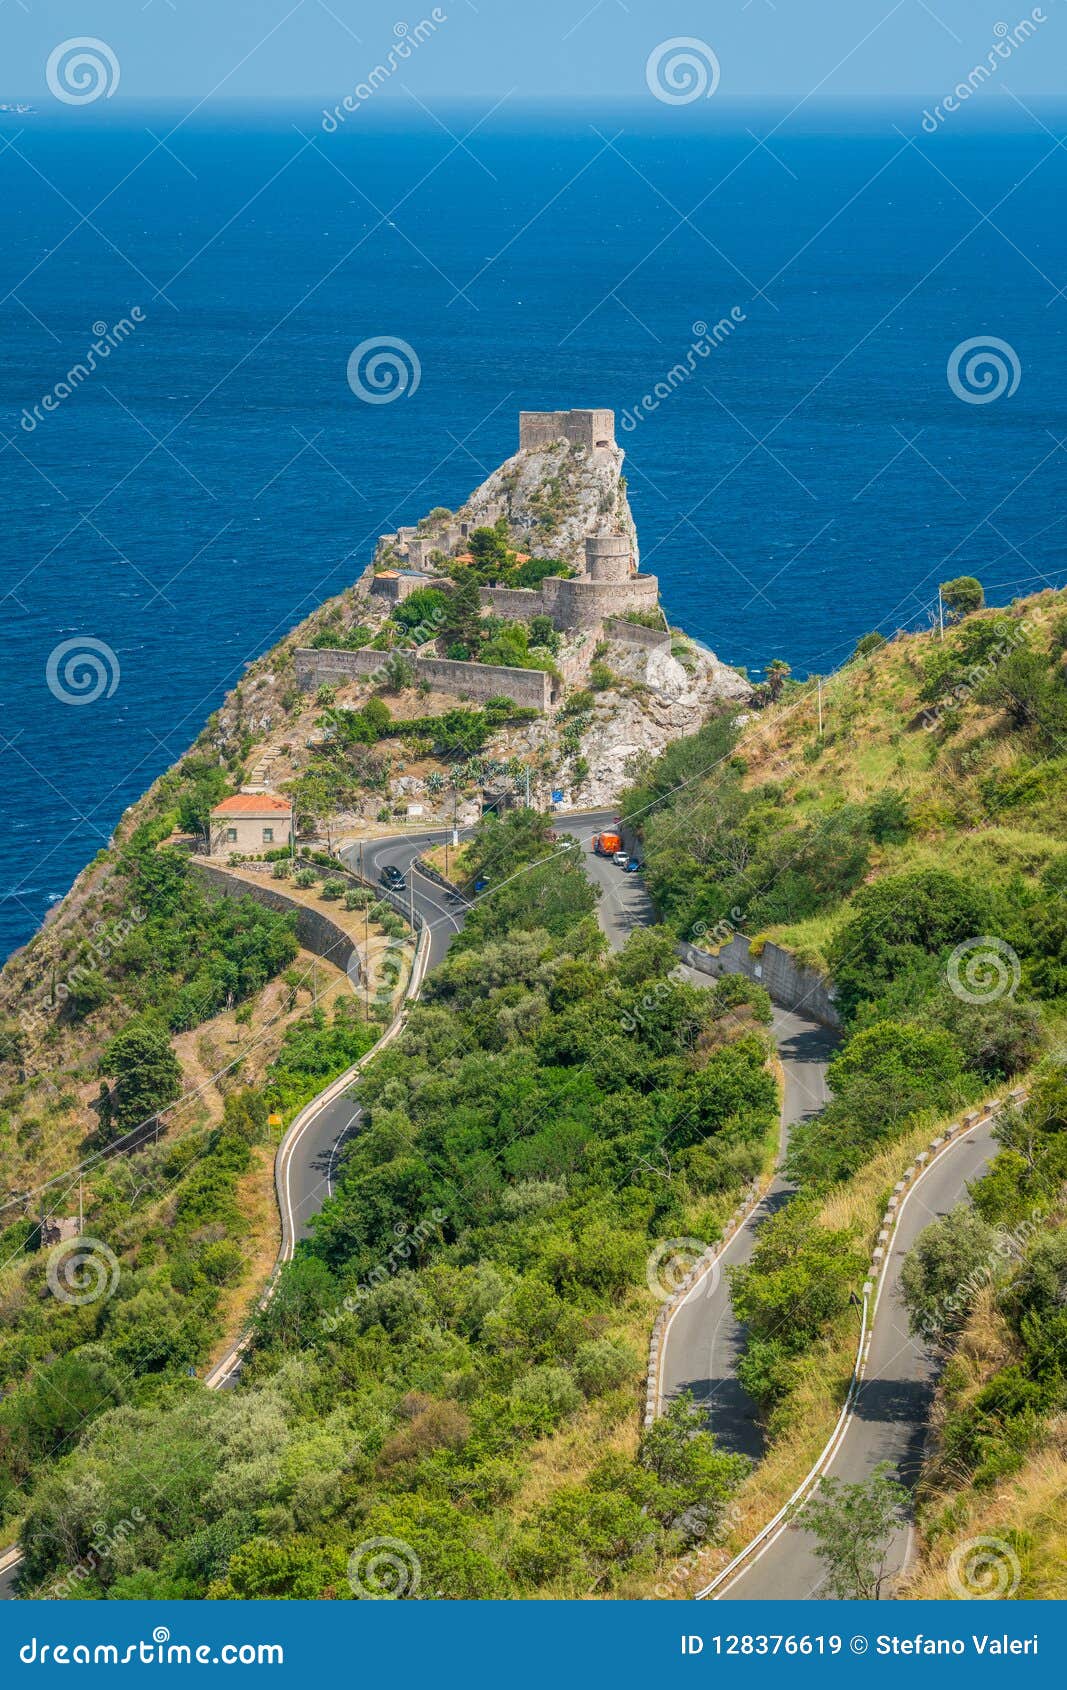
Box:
left=624, top=857, right=642, bottom=873
left=379, top=864, right=406, bottom=890
left=612, top=850, right=629, bottom=867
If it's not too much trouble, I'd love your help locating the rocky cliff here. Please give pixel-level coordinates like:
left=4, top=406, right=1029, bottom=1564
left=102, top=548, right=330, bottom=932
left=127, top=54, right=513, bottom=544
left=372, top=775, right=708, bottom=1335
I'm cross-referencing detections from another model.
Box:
left=464, top=434, right=638, bottom=572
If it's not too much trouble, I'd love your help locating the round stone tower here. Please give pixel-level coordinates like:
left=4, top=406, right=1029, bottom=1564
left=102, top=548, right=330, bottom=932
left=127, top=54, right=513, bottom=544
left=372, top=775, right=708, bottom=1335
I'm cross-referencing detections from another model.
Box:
left=584, top=533, right=632, bottom=582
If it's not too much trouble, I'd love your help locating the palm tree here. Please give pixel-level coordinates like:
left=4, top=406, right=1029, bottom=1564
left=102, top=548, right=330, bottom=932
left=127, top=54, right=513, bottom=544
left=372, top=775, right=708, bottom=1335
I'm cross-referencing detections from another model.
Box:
left=766, top=659, right=792, bottom=702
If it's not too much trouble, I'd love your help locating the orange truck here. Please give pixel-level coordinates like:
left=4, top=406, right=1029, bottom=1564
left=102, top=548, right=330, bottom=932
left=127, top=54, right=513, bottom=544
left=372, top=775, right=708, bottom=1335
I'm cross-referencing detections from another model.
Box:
left=592, top=830, right=622, bottom=857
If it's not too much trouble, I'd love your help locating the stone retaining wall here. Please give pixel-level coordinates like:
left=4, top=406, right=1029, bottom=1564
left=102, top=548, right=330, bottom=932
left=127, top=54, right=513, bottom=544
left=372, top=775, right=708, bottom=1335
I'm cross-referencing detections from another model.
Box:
left=603, top=616, right=670, bottom=651
left=191, top=862, right=361, bottom=983
left=293, top=647, right=554, bottom=710
left=680, top=934, right=841, bottom=1030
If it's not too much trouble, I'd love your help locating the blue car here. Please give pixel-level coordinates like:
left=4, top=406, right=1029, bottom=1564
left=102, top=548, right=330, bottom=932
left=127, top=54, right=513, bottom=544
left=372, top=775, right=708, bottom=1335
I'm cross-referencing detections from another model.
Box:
left=624, top=857, right=641, bottom=873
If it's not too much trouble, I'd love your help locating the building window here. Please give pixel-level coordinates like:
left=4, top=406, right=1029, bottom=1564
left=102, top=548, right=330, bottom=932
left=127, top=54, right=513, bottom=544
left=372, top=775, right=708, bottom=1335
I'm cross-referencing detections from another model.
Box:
left=262, top=827, right=274, bottom=844
left=226, top=828, right=237, bottom=843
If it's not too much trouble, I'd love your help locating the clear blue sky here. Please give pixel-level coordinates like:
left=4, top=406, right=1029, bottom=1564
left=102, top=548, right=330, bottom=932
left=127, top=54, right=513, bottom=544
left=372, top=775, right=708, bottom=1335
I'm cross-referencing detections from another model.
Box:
left=7, top=0, right=1065, bottom=101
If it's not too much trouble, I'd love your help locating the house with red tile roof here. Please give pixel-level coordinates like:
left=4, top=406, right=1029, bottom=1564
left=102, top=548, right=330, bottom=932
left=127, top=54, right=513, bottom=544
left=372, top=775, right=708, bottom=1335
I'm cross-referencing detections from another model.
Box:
left=209, top=791, right=293, bottom=858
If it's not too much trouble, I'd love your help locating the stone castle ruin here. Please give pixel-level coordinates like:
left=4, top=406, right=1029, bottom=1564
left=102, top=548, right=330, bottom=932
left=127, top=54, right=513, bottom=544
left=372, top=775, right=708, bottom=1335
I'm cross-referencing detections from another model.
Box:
left=372, top=410, right=659, bottom=636
left=295, top=409, right=668, bottom=711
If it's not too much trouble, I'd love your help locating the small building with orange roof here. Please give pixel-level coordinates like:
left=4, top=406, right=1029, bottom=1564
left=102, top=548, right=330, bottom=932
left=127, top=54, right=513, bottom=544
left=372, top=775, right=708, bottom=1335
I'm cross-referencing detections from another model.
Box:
left=209, top=791, right=293, bottom=858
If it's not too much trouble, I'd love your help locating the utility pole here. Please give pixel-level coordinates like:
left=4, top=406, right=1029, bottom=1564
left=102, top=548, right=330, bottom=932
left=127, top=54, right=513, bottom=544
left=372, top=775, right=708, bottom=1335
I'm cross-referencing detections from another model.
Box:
left=817, top=676, right=823, bottom=737
left=938, top=587, right=945, bottom=643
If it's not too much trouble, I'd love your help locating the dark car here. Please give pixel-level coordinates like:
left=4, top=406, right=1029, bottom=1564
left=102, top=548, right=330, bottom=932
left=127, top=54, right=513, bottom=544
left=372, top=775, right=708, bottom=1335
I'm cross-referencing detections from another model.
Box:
left=379, top=864, right=406, bottom=891
left=624, top=857, right=641, bottom=873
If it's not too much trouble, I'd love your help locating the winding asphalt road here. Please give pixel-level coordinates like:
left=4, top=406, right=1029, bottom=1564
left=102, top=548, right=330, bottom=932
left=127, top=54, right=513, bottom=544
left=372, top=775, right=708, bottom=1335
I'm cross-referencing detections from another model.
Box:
left=276, top=830, right=465, bottom=1248
left=718, top=1113, right=997, bottom=1599
left=571, top=809, right=836, bottom=1461
left=577, top=811, right=1000, bottom=1597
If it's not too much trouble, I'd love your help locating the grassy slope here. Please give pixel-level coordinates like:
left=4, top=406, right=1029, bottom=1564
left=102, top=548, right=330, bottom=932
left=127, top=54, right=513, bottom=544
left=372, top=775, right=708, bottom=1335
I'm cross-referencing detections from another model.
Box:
left=739, top=593, right=1067, bottom=968
left=625, top=588, right=1067, bottom=1597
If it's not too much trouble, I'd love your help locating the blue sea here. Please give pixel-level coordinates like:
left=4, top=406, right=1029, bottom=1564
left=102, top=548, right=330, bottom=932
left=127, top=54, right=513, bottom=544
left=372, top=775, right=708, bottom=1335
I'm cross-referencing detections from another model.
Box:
left=2, top=98, right=1066, bottom=963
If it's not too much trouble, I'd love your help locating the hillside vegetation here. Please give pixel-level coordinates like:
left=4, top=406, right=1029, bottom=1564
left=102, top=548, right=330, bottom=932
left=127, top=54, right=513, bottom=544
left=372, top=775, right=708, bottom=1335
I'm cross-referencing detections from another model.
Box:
left=4, top=582, right=1066, bottom=1599
left=10, top=811, right=782, bottom=1598
left=620, top=585, right=1067, bottom=1592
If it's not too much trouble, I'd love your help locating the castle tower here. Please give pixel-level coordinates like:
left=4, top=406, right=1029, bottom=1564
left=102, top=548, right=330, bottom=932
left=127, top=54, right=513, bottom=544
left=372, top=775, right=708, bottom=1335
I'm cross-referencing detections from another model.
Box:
left=518, top=410, right=616, bottom=452
left=584, top=533, right=632, bottom=583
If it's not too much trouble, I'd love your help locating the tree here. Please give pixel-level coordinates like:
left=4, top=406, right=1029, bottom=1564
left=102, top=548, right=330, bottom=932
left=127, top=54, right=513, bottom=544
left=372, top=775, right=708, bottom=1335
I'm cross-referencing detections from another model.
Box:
left=803, top=1463, right=908, bottom=1598
left=362, top=695, right=392, bottom=737
left=467, top=519, right=512, bottom=581
left=381, top=653, right=414, bottom=693
left=391, top=587, right=448, bottom=641
left=100, top=1021, right=181, bottom=1138
left=529, top=614, right=559, bottom=653
left=254, top=1255, right=338, bottom=1350
left=175, top=759, right=229, bottom=841
left=900, top=1207, right=1001, bottom=1345
left=852, top=631, right=886, bottom=660
left=787, top=1021, right=965, bottom=1185
left=730, top=1202, right=864, bottom=1406
left=941, top=575, right=984, bottom=621
left=865, top=789, right=910, bottom=844
left=978, top=647, right=1067, bottom=745
left=639, top=1393, right=748, bottom=1518
left=442, top=570, right=484, bottom=648
left=766, top=658, right=792, bottom=701
left=288, top=772, right=340, bottom=854
left=828, top=868, right=992, bottom=1019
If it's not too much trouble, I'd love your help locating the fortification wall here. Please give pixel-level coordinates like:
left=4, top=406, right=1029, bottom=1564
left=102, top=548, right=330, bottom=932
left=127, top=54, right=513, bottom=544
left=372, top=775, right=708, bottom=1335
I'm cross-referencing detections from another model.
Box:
left=550, top=573, right=659, bottom=631
left=556, top=642, right=594, bottom=687
left=370, top=571, right=436, bottom=603
left=603, top=616, right=670, bottom=651
left=413, top=656, right=552, bottom=709
left=479, top=586, right=543, bottom=618
left=294, top=647, right=553, bottom=711
left=191, top=863, right=361, bottom=984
